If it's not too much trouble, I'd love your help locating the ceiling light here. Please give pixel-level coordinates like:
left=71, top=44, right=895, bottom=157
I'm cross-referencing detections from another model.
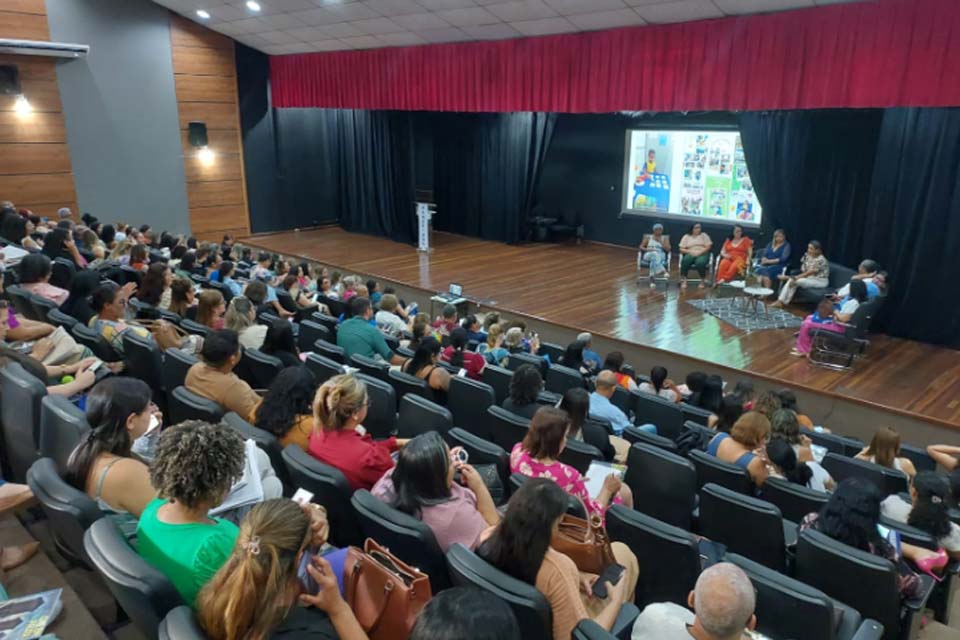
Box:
left=198, top=146, right=216, bottom=166
left=246, top=1, right=261, bottom=11
left=13, top=94, right=31, bottom=116
left=196, top=9, right=210, bottom=19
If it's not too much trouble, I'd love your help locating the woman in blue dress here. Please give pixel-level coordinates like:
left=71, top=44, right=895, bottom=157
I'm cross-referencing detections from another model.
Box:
left=754, top=228, right=791, bottom=289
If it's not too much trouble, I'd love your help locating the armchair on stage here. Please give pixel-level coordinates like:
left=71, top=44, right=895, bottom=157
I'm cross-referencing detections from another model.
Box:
left=808, top=296, right=885, bottom=371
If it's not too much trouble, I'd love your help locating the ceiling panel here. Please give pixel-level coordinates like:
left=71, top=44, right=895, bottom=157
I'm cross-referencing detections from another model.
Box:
left=163, top=0, right=866, bottom=53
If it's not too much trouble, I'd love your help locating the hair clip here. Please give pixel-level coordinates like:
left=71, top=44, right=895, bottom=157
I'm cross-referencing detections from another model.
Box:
left=932, top=496, right=943, bottom=504
left=243, top=535, right=261, bottom=556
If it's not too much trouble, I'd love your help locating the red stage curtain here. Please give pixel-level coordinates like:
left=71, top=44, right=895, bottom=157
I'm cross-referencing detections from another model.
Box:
left=269, top=0, right=960, bottom=113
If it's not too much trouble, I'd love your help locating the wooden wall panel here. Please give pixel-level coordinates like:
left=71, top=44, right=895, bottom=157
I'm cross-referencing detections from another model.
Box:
left=169, top=13, right=249, bottom=237
left=0, top=3, right=77, bottom=214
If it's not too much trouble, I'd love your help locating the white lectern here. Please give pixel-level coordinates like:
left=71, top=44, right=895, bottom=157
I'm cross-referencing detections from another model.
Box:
left=416, top=202, right=435, bottom=253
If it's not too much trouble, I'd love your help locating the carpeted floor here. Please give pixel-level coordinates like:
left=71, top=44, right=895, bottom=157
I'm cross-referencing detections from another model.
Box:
left=688, top=296, right=804, bottom=332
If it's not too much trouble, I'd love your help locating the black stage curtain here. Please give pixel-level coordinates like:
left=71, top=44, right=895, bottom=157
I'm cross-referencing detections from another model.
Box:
left=740, top=109, right=960, bottom=347
left=433, top=112, right=556, bottom=243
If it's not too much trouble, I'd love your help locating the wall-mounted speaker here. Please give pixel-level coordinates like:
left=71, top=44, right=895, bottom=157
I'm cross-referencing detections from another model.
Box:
left=188, top=121, right=208, bottom=147
left=0, top=65, right=21, bottom=96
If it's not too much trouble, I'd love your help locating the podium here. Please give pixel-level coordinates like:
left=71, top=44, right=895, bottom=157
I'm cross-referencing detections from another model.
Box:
left=416, top=202, right=435, bottom=253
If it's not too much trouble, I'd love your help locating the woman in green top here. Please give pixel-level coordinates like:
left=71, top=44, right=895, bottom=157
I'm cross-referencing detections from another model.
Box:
left=136, top=420, right=246, bottom=606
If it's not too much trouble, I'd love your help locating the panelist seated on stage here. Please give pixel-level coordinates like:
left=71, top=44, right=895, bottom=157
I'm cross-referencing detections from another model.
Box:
left=832, top=259, right=887, bottom=300
left=771, top=241, right=829, bottom=307
left=336, top=297, right=406, bottom=365
left=638, top=223, right=671, bottom=287
left=790, top=281, right=867, bottom=357
left=679, top=223, right=713, bottom=289
left=753, top=228, right=792, bottom=289
left=714, top=224, right=754, bottom=286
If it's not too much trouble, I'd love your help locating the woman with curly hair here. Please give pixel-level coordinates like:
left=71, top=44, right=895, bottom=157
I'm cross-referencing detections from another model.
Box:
left=254, top=367, right=318, bottom=450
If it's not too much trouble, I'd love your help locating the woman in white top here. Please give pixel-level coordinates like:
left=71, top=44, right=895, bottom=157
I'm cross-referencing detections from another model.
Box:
left=856, top=427, right=917, bottom=480
left=637, top=366, right=681, bottom=404
left=224, top=296, right=267, bottom=350
left=773, top=240, right=829, bottom=306
left=882, top=472, right=960, bottom=559
left=678, top=223, right=712, bottom=289
left=375, top=294, right=409, bottom=337
left=639, top=224, right=670, bottom=288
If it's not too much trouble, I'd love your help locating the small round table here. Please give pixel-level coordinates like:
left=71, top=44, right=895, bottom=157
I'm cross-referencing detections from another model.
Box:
left=742, top=286, right=775, bottom=316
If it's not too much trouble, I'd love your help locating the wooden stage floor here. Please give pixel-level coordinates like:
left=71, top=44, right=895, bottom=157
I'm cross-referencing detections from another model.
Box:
left=245, top=227, right=960, bottom=429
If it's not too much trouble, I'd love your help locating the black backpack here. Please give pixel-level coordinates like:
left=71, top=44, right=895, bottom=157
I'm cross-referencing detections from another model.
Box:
left=675, top=424, right=711, bottom=457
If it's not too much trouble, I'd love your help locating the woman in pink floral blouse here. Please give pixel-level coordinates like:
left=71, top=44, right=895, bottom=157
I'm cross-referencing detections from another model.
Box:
left=509, top=407, right=632, bottom=520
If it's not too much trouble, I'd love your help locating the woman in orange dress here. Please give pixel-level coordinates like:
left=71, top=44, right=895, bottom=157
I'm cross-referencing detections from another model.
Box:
left=715, top=224, right=754, bottom=285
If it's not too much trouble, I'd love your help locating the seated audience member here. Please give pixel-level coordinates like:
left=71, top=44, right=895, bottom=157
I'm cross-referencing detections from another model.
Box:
left=638, top=365, right=681, bottom=403
left=927, top=444, right=960, bottom=471
left=478, top=479, right=637, bottom=640
left=503, top=326, right=528, bottom=355
left=280, top=274, right=319, bottom=314
left=589, top=370, right=636, bottom=436
left=340, top=275, right=358, bottom=302
left=185, top=329, right=262, bottom=422
left=834, top=259, right=884, bottom=300
left=802, top=479, right=941, bottom=595
left=442, top=327, right=486, bottom=380
left=89, top=282, right=154, bottom=356
left=638, top=223, right=670, bottom=287
left=577, top=332, right=602, bottom=370
left=410, top=587, right=520, bottom=640
left=714, top=224, right=753, bottom=285
left=751, top=390, right=782, bottom=421
left=255, top=367, right=318, bottom=451
left=251, top=252, right=274, bottom=282
left=477, top=323, right=509, bottom=366
left=502, top=364, right=543, bottom=420
left=772, top=240, right=829, bottom=307
left=856, top=427, right=917, bottom=479
left=336, top=297, right=404, bottom=365
left=791, top=280, right=868, bottom=357
left=404, top=337, right=451, bottom=402
left=204, top=252, right=222, bottom=279
left=754, top=228, right=791, bottom=289
left=197, top=499, right=362, bottom=640
left=461, top=314, right=486, bottom=344
left=168, top=276, right=196, bottom=319
left=0, top=317, right=97, bottom=397
left=0, top=212, right=40, bottom=250
left=375, top=293, right=409, bottom=337
left=602, top=351, right=636, bottom=391
left=678, top=370, right=707, bottom=402
left=562, top=339, right=596, bottom=380
left=174, top=251, right=196, bottom=280
left=224, top=296, right=266, bottom=350
left=882, top=472, right=960, bottom=560
left=510, top=407, right=633, bottom=518
left=631, top=563, right=761, bottom=640
left=776, top=389, right=814, bottom=428
left=137, top=263, right=173, bottom=310
left=766, top=439, right=816, bottom=490
left=695, top=375, right=724, bottom=417
left=407, top=318, right=433, bottom=351
left=261, top=319, right=302, bottom=368
left=432, top=304, right=458, bottom=336
left=679, top=222, right=713, bottom=289
left=18, top=254, right=68, bottom=305
left=129, top=244, right=149, bottom=272
left=706, top=412, right=771, bottom=487
left=769, top=409, right=833, bottom=492
left=196, top=289, right=226, bottom=330
left=65, top=378, right=158, bottom=539
left=561, top=388, right=628, bottom=463
left=59, top=270, right=102, bottom=326
left=308, top=374, right=407, bottom=491
left=372, top=431, right=499, bottom=552
left=217, top=261, right=243, bottom=298
left=42, top=226, right=87, bottom=268
left=713, top=396, right=744, bottom=434
left=366, top=279, right=381, bottom=306
left=731, top=380, right=756, bottom=409
left=482, top=311, right=501, bottom=333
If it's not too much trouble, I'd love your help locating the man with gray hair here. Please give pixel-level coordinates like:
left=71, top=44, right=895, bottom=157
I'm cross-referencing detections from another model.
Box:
left=631, top=562, right=766, bottom=639
left=577, top=332, right=602, bottom=369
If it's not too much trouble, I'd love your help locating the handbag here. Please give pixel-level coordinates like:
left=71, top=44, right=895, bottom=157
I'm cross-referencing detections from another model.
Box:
left=551, top=512, right=616, bottom=575
left=344, top=538, right=432, bottom=640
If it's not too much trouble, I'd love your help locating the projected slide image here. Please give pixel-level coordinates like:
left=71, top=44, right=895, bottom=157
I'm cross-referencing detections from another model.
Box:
left=624, top=129, right=762, bottom=226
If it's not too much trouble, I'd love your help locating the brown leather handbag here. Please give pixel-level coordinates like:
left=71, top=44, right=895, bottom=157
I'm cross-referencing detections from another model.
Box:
left=344, top=538, right=432, bottom=640
left=551, top=512, right=616, bottom=575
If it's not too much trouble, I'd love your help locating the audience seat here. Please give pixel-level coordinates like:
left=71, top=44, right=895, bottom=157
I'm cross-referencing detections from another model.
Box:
left=280, top=445, right=362, bottom=548
left=297, top=320, right=331, bottom=354
left=241, top=348, right=284, bottom=389
left=624, top=443, right=696, bottom=530
left=558, top=438, right=602, bottom=474
left=122, top=330, right=165, bottom=406
left=305, top=353, right=345, bottom=385
left=7, top=285, right=39, bottom=320
left=698, top=483, right=795, bottom=571
left=222, top=412, right=290, bottom=494
left=71, top=323, right=121, bottom=362
left=30, top=294, right=58, bottom=323
left=257, top=311, right=281, bottom=327
left=315, top=339, right=346, bottom=364
left=544, top=364, right=585, bottom=395
left=38, top=394, right=90, bottom=470
left=119, top=265, right=143, bottom=287
left=631, top=391, right=684, bottom=440
left=351, top=489, right=450, bottom=592
left=0, top=361, right=48, bottom=481
left=796, top=528, right=934, bottom=640
left=310, top=312, right=339, bottom=338
left=85, top=518, right=184, bottom=640
left=536, top=341, right=565, bottom=364
left=208, top=280, right=234, bottom=304
left=158, top=606, right=205, bottom=640
left=679, top=402, right=714, bottom=426
left=168, top=386, right=224, bottom=425
left=606, top=505, right=700, bottom=608
left=506, top=352, right=547, bottom=377
left=396, top=394, right=453, bottom=439
left=157, top=309, right=182, bottom=324
left=807, top=430, right=862, bottom=457
left=481, top=365, right=513, bottom=405
left=586, top=414, right=616, bottom=437
left=353, top=373, right=397, bottom=439
left=50, top=258, right=77, bottom=290
left=610, top=386, right=633, bottom=417
left=161, top=347, right=198, bottom=395
left=509, top=473, right=587, bottom=519
left=760, top=477, right=829, bottom=523
left=622, top=425, right=678, bottom=453
left=46, top=307, right=79, bottom=331
left=27, top=457, right=103, bottom=568
left=821, top=453, right=908, bottom=497
left=387, top=368, right=429, bottom=406
left=179, top=318, right=211, bottom=338
left=446, top=376, right=496, bottom=441
left=350, top=353, right=390, bottom=383
left=689, top=449, right=753, bottom=495
left=726, top=553, right=883, bottom=640
left=487, top=405, right=530, bottom=452
left=899, top=444, right=937, bottom=473
left=444, top=428, right=510, bottom=505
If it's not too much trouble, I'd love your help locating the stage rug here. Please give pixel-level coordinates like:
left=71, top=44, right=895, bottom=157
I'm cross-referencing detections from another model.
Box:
left=687, top=298, right=804, bottom=333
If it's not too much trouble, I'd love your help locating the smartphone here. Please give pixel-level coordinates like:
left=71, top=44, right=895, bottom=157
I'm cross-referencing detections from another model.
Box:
left=457, top=368, right=468, bottom=378
left=298, top=550, right=319, bottom=593
left=292, top=488, right=314, bottom=506
left=88, top=359, right=104, bottom=373
left=591, top=563, right=625, bottom=599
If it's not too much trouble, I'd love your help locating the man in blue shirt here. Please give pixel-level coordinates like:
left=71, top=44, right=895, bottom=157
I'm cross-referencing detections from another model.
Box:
left=589, top=371, right=632, bottom=435
left=578, top=332, right=602, bottom=370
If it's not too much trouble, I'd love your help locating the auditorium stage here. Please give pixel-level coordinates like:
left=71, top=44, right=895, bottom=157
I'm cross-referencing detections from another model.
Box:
left=244, top=226, right=960, bottom=431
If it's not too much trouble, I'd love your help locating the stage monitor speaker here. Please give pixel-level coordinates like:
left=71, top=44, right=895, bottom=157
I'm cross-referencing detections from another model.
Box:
left=0, top=65, right=21, bottom=96
left=188, top=121, right=208, bottom=147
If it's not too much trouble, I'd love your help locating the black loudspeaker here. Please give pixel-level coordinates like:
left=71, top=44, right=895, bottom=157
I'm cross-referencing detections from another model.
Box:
left=187, top=121, right=208, bottom=147
left=0, top=65, right=21, bottom=96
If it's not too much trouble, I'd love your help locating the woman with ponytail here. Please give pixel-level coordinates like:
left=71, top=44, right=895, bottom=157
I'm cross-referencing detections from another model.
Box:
left=883, top=472, right=960, bottom=560
left=65, top=377, right=159, bottom=539
left=307, top=374, right=408, bottom=490
left=197, top=499, right=363, bottom=640
left=766, top=439, right=814, bottom=488
left=441, top=327, right=486, bottom=380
